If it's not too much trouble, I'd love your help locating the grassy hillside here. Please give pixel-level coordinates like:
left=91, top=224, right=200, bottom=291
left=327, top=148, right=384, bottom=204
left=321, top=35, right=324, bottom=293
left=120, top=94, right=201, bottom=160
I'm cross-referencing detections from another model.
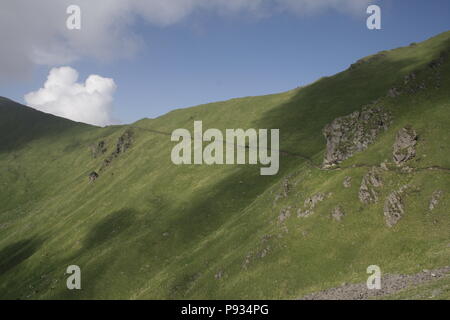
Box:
left=0, top=31, right=449, bottom=300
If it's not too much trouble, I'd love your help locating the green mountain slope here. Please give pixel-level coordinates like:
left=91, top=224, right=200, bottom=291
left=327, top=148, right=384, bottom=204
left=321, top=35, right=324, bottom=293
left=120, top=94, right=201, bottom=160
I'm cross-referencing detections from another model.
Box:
left=0, top=31, right=449, bottom=300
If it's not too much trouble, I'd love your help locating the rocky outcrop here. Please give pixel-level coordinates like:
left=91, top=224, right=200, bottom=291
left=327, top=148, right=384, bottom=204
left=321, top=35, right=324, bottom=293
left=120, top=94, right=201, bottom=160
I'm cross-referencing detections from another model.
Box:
left=331, top=206, right=345, bottom=221
left=387, top=87, right=401, bottom=98
left=384, top=188, right=406, bottom=227
left=298, top=192, right=332, bottom=218
left=358, top=167, right=383, bottom=204
left=89, top=171, right=99, bottom=182
left=115, top=129, right=133, bottom=154
left=393, top=127, right=418, bottom=165
left=429, top=190, right=443, bottom=211
left=214, top=270, right=224, bottom=280
left=323, top=106, right=391, bottom=167
left=380, top=161, right=389, bottom=171
left=297, top=208, right=313, bottom=218
left=91, top=140, right=107, bottom=158
left=304, top=193, right=327, bottom=207
left=343, top=176, right=352, bottom=188
left=403, top=72, right=416, bottom=85
left=101, top=129, right=134, bottom=170
left=278, top=207, right=291, bottom=223
left=384, top=185, right=410, bottom=227
left=282, top=178, right=290, bottom=198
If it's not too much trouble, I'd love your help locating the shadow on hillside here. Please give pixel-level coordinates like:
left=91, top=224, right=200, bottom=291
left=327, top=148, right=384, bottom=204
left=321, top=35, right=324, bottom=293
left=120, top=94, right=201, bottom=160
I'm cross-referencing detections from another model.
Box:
left=0, top=99, right=91, bottom=154
left=47, top=208, right=139, bottom=299
left=163, top=158, right=299, bottom=298
left=83, top=208, right=138, bottom=250
left=0, top=238, right=43, bottom=276
left=152, top=49, right=447, bottom=297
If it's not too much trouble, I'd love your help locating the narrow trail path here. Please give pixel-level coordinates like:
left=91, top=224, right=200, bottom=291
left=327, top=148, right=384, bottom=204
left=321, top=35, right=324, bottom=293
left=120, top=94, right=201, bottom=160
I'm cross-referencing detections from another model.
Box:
left=130, top=126, right=450, bottom=173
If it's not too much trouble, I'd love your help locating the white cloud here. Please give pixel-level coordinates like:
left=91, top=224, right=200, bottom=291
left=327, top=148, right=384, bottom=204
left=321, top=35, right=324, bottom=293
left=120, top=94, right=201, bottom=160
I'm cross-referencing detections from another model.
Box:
left=0, top=0, right=373, bottom=80
left=24, top=67, right=116, bottom=127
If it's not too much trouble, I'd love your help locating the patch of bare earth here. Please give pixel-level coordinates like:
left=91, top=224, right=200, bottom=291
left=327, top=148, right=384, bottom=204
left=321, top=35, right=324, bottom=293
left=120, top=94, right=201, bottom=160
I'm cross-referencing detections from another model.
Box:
left=299, top=266, right=450, bottom=300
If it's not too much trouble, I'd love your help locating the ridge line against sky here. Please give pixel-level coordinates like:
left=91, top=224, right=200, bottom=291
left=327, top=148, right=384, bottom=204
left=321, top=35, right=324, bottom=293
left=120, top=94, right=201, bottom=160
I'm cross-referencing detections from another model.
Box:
left=1, top=0, right=450, bottom=125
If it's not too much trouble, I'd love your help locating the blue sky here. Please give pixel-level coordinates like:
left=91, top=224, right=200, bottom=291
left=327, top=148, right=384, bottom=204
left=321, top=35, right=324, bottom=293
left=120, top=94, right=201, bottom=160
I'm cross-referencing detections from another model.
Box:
left=1, top=0, right=450, bottom=125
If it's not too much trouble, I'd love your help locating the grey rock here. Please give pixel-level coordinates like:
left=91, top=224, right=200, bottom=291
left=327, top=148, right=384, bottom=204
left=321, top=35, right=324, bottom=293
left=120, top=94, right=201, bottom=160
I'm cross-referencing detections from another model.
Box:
left=393, top=127, right=418, bottom=165
left=215, top=271, right=224, bottom=280
left=429, top=190, right=443, bottom=211
left=380, top=161, right=389, bottom=171
left=384, top=187, right=408, bottom=227
left=331, top=206, right=345, bottom=221
left=404, top=73, right=416, bottom=85
left=388, top=87, right=401, bottom=98
left=343, top=176, right=352, bottom=188
left=304, top=192, right=326, bottom=207
left=400, top=166, right=414, bottom=173
left=259, top=247, right=269, bottom=258
left=359, top=167, right=383, bottom=204
left=323, top=106, right=391, bottom=166
left=297, top=209, right=313, bottom=218
left=298, top=192, right=331, bottom=218
left=300, top=266, right=450, bottom=300
left=278, top=207, right=291, bottom=223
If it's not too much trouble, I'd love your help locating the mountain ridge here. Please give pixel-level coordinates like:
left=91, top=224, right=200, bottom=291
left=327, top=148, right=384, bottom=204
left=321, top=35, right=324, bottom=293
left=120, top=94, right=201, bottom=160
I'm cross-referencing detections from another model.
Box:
left=0, top=30, right=449, bottom=299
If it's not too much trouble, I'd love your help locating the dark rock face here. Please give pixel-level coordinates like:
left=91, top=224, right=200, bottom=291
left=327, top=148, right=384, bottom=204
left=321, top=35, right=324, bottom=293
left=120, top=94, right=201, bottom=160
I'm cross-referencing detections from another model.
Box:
left=91, top=140, right=107, bottom=158
left=115, top=129, right=133, bottom=154
left=282, top=178, right=290, bottom=198
left=322, top=106, right=391, bottom=167
left=393, top=127, right=418, bottom=165
left=89, top=171, right=99, bottom=182
left=101, top=129, right=134, bottom=170
left=359, top=167, right=383, bottom=204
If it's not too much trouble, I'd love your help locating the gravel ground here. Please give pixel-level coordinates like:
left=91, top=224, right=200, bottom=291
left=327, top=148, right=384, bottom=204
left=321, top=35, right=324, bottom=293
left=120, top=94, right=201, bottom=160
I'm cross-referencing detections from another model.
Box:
left=299, top=266, right=450, bottom=300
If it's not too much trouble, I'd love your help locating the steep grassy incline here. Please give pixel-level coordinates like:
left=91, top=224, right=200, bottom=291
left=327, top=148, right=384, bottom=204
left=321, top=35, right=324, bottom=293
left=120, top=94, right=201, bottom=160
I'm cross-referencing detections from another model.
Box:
left=0, top=31, right=449, bottom=299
